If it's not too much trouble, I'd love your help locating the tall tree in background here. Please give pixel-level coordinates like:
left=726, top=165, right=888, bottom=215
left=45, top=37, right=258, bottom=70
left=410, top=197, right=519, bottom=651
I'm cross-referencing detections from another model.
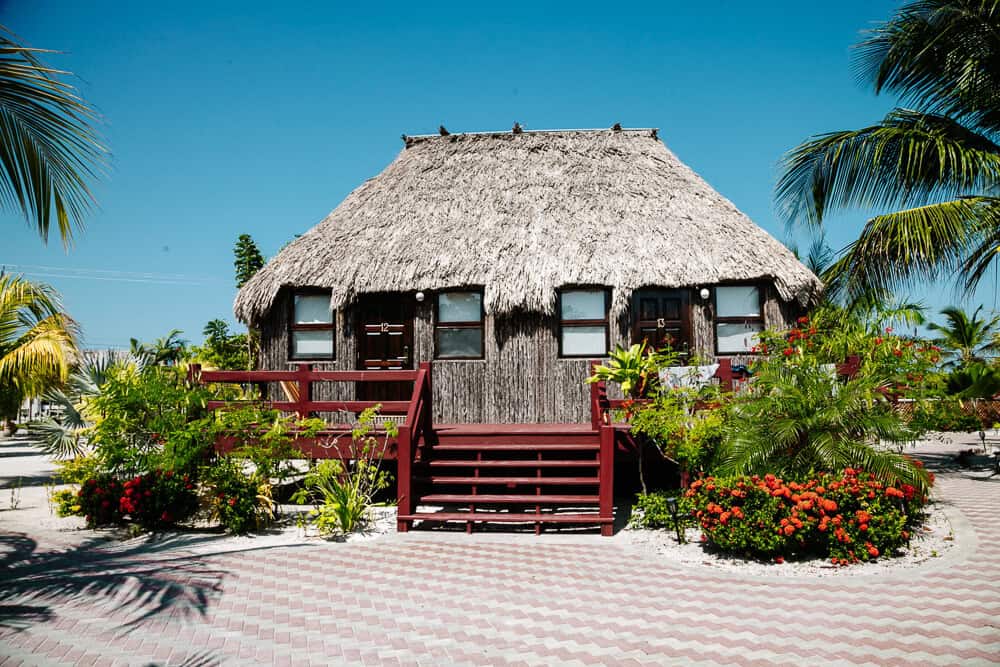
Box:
left=233, top=234, right=264, bottom=368
left=927, top=305, right=1000, bottom=366
left=234, top=234, right=265, bottom=288
left=776, top=1, right=1000, bottom=299
left=0, top=26, right=105, bottom=245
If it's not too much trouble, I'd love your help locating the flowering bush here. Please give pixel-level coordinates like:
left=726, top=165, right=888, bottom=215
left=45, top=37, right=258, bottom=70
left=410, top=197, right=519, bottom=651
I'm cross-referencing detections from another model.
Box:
left=686, top=466, right=932, bottom=565
left=77, top=474, right=124, bottom=527
left=119, top=469, right=199, bottom=529
left=202, top=457, right=273, bottom=534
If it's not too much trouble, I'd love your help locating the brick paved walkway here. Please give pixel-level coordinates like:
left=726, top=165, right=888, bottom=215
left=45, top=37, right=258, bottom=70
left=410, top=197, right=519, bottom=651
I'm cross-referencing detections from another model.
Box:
left=1, top=440, right=998, bottom=666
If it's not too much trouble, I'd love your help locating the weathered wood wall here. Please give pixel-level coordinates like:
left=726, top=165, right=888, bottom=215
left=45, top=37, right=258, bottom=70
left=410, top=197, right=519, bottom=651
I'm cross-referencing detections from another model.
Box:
left=257, top=283, right=805, bottom=424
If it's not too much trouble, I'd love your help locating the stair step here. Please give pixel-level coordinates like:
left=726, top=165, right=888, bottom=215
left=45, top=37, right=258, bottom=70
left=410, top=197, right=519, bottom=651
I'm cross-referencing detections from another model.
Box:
left=399, top=512, right=613, bottom=524
left=423, top=476, right=599, bottom=485
left=428, top=460, right=598, bottom=468
left=432, top=443, right=599, bottom=451
left=420, top=494, right=599, bottom=504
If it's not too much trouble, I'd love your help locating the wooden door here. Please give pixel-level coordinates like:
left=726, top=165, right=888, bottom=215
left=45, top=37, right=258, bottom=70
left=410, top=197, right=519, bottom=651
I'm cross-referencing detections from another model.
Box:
left=633, top=289, right=692, bottom=362
left=357, top=293, right=414, bottom=401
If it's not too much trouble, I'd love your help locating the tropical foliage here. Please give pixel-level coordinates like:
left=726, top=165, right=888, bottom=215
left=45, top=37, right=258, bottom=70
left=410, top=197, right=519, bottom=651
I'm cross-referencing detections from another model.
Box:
left=189, top=319, right=251, bottom=370
left=927, top=305, right=999, bottom=366
left=0, top=275, right=77, bottom=431
left=293, top=407, right=396, bottom=535
left=776, top=1, right=1000, bottom=299
left=0, top=26, right=105, bottom=245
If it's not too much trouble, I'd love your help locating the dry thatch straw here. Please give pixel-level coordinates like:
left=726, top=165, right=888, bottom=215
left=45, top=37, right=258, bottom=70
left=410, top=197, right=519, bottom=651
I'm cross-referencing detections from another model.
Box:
left=235, top=128, right=821, bottom=324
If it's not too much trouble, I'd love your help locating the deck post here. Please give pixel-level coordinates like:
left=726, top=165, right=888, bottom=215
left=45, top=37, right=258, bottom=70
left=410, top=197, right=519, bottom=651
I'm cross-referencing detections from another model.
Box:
left=397, top=424, right=412, bottom=532
left=589, top=360, right=604, bottom=430
left=295, top=363, right=312, bottom=419
left=599, top=424, right=615, bottom=536
left=419, top=361, right=433, bottom=436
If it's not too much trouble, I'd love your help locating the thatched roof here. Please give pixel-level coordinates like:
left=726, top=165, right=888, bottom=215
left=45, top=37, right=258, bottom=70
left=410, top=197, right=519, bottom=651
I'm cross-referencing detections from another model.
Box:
left=235, top=128, right=821, bottom=324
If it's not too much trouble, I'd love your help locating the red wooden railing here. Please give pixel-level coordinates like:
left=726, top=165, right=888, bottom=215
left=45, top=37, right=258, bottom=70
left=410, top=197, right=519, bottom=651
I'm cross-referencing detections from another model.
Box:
left=188, top=362, right=434, bottom=525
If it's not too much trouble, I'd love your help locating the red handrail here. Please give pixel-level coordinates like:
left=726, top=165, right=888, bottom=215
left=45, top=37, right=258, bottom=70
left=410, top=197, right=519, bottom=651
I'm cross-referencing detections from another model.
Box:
left=189, top=362, right=422, bottom=420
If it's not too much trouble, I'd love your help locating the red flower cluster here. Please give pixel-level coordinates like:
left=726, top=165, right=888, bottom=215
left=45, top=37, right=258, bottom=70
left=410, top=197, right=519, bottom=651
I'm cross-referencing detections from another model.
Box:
left=687, top=467, right=931, bottom=566
left=78, top=469, right=199, bottom=530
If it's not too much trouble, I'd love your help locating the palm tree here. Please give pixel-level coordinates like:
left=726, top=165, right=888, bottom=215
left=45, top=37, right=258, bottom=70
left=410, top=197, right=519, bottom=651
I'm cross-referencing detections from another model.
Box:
left=0, top=26, right=105, bottom=245
left=34, top=350, right=148, bottom=457
left=0, top=274, right=78, bottom=433
left=716, top=361, right=932, bottom=493
left=776, top=1, right=1000, bottom=299
left=927, top=305, right=1000, bottom=365
left=129, top=329, right=188, bottom=366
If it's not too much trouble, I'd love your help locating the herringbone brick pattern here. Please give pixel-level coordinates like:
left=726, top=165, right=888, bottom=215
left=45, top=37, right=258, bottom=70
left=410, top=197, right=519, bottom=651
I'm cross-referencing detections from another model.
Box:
left=1, top=441, right=998, bottom=666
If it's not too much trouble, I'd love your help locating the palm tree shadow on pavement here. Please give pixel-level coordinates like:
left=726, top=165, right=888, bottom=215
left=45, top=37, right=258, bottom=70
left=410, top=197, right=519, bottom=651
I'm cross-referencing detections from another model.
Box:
left=0, top=531, right=308, bottom=635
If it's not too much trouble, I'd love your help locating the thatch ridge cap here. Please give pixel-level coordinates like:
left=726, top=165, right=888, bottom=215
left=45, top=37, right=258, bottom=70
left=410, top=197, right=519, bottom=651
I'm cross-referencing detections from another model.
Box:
left=407, top=127, right=658, bottom=139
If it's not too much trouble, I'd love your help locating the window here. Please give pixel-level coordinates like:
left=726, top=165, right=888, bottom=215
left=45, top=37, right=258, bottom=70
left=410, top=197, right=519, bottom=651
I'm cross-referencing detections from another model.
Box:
left=559, top=289, right=610, bottom=357
left=289, top=291, right=335, bottom=360
left=435, top=291, right=484, bottom=359
left=715, top=285, right=763, bottom=353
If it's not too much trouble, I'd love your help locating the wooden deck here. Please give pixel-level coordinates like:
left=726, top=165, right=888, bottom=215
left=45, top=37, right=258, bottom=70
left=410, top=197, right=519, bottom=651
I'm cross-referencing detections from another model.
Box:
left=188, top=361, right=633, bottom=535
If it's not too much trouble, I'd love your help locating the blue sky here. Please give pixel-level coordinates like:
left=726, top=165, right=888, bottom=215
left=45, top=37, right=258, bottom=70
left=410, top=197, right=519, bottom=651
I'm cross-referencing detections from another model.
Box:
left=2, top=1, right=994, bottom=348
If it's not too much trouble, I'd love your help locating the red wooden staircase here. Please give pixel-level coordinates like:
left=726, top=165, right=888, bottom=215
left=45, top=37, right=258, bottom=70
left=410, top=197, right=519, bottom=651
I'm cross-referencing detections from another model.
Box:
left=397, top=424, right=616, bottom=535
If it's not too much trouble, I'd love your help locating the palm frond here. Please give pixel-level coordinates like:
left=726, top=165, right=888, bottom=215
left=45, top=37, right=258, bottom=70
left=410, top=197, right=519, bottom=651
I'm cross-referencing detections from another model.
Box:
left=0, top=26, right=107, bottom=245
left=831, top=197, right=1000, bottom=298
left=31, top=417, right=87, bottom=458
left=776, top=110, right=1000, bottom=226
left=855, top=0, right=1000, bottom=133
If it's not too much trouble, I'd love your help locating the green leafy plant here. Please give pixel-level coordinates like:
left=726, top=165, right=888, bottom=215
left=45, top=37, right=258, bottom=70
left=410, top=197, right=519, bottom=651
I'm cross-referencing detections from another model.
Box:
left=945, top=362, right=1000, bottom=398
left=587, top=342, right=683, bottom=398
left=630, top=491, right=695, bottom=530
left=50, top=488, right=82, bottom=517
left=201, top=456, right=274, bottom=534
left=909, top=400, right=982, bottom=432
left=776, top=1, right=1000, bottom=300
left=293, top=407, right=395, bottom=535
left=0, top=275, right=78, bottom=435
left=0, top=26, right=106, bottom=245
left=718, top=354, right=931, bottom=494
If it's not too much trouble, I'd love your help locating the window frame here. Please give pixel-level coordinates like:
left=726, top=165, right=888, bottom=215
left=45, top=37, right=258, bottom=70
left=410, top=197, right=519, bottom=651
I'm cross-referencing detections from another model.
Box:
left=557, top=287, right=611, bottom=359
left=288, top=288, right=336, bottom=361
left=713, top=283, right=764, bottom=355
left=434, top=289, right=485, bottom=360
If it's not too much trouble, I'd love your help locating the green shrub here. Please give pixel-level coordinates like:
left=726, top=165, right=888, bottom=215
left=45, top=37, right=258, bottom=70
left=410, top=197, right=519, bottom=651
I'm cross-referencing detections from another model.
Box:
left=50, top=488, right=83, bottom=517
left=119, top=469, right=199, bottom=529
left=54, top=455, right=103, bottom=485
left=292, top=407, right=395, bottom=535
left=686, top=467, right=930, bottom=565
left=909, top=401, right=982, bottom=432
left=202, top=457, right=273, bottom=534
left=631, top=491, right=695, bottom=530
left=630, top=394, right=726, bottom=475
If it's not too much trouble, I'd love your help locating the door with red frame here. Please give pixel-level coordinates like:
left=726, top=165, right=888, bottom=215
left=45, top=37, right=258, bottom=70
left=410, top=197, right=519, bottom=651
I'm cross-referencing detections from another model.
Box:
left=356, top=293, right=414, bottom=402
